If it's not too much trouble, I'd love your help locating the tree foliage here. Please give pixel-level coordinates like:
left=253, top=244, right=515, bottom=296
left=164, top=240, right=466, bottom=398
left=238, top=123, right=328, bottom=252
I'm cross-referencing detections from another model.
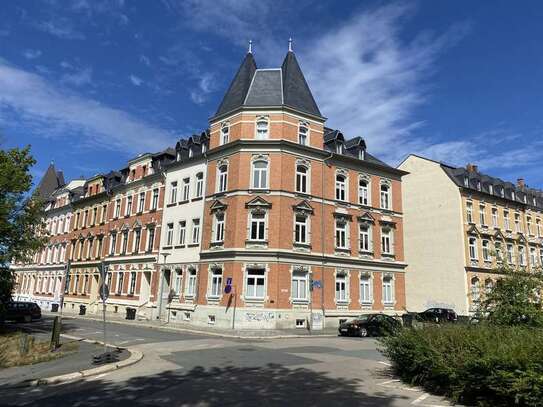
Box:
left=0, top=146, right=47, bottom=306
left=481, top=265, right=543, bottom=327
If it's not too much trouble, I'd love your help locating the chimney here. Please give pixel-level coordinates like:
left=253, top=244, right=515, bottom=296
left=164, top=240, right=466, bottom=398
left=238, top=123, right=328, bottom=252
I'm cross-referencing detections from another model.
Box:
left=466, top=163, right=478, bottom=173
left=517, top=178, right=525, bottom=188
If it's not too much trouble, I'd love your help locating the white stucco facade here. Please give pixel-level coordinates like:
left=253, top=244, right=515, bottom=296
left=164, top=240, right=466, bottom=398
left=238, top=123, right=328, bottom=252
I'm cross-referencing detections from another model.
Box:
left=398, top=155, right=469, bottom=315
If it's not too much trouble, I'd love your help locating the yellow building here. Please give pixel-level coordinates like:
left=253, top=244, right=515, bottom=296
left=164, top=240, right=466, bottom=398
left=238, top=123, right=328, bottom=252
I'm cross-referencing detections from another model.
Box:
left=399, top=155, right=543, bottom=315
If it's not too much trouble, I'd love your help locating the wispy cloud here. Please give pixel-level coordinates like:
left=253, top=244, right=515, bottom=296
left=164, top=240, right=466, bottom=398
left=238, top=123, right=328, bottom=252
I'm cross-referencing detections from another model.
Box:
left=60, top=66, right=93, bottom=87
left=36, top=19, right=85, bottom=39
left=0, top=60, right=175, bottom=153
left=139, top=54, right=151, bottom=67
left=190, top=72, right=216, bottom=105
left=130, top=74, right=143, bottom=86
left=22, top=49, right=42, bottom=60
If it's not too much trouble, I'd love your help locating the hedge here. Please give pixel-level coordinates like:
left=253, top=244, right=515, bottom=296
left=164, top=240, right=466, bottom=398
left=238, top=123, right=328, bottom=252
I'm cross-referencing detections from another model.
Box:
left=379, top=325, right=543, bottom=406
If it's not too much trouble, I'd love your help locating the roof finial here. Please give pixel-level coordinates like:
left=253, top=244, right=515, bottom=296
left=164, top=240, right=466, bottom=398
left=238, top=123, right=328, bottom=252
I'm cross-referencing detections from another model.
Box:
left=248, top=40, right=252, bottom=54
left=288, top=37, right=293, bottom=52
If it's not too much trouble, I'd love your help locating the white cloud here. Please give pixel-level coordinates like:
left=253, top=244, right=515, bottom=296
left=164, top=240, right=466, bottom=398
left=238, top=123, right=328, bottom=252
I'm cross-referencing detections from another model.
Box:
left=36, top=19, right=85, bottom=39
left=190, top=72, right=216, bottom=105
left=60, top=67, right=93, bottom=87
left=22, top=49, right=42, bottom=60
left=130, top=74, right=143, bottom=86
left=0, top=61, right=175, bottom=153
left=139, top=54, right=151, bottom=67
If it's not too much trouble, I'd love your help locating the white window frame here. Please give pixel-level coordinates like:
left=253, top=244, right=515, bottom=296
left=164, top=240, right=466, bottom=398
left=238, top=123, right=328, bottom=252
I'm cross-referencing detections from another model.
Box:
left=185, top=267, right=197, bottom=297
left=492, top=208, right=498, bottom=228
left=335, top=271, right=348, bottom=303
left=380, top=181, right=391, bottom=210
left=359, top=223, right=372, bottom=252
left=295, top=164, right=309, bottom=194
left=245, top=267, right=266, bottom=300
left=291, top=268, right=309, bottom=302
left=335, top=219, right=348, bottom=249
left=359, top=273, right=373, bottom=304
left=138, top=191, right=145, bottom=213
left=166, top=223, right=174, bottom=246
left=191, top=219, right=200, bottom=245
left=213, top=212, right=225, bottom=243
left=151, top=188, right=159, bottom=210
left=209, top=267, right=223, bottom=298
left=479, top=204, right=486, bottom=226
left=482, top=239, right=490, bottom=261
left=220, top=122, right=230, bottom=145
left=335, top=173, right=347, bottom=201
left=195, top=172, right=204, bottom=198
left=255, top=116, right=269, bottom=140
left=170, top=181, right=178, bottom=204
left=182, top=178, right=190, bottom=201
left=381, top=226, right=394, bottom=255
left=358, top=176, right=370, bottom=206
left=178, top=221, right=186, bottom=246
left=469, top=237, right=478, bottom=260
left=382, top=274, right=395, bottom=305
left=251, top=158, right=269, bottom=190
left=298, top=121, right=309, bottom=145
left=217, top=164, right=228, bottom=193
left=294, top=213, right=309, bottom=245
left=248, top=211, right=267, bottom=242
left=466, top=202, right=473, bottom=223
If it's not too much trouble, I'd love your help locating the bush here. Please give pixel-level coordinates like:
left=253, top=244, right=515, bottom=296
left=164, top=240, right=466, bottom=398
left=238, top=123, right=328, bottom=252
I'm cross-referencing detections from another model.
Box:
left=380, top=325, right=543, bottom=406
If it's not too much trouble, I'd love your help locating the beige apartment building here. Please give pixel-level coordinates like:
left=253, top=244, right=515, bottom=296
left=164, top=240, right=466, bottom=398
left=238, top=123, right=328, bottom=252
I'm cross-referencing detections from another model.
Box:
left=399, top=155, right=543, bottom=315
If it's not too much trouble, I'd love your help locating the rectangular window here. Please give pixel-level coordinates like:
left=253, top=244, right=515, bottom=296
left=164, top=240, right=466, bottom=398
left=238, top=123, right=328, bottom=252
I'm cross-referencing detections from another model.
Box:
left=92, top=207, right=97, bottom=225
left=217, top=165, right=228, bottom=193
left=147, top=228, right=155, bottom=251
left=166, top=223, right=174, bottom=246
left=214, top=213, right=225, bottom=242
left=178, top=221, right=186, bottom=245
left=335, top=273, right=347, bottom=302
left=195, top=173, right=204, bottom=198
left=250, top=212, right=266, bottom=241
left=129, top=271, right=136, bottom=295
left=101, top=204, right=107, bottom=223
left=527, top=217, right=533, bottom=235
left=133, top=229, right=141, bottom=253
left=117, top=272, right=124, bottom=295
left=245, top=268, right=265, bottom=299
left=335, top=220, right=347, bottom=249
left=110, top=233, right=117, bottom=255
left=151, top=188, right=159, bottom=210
left=380, top=184, right=391, bottom=210
left=466, top=202, right=473, bottom=223
left=182, top=178, right=190, bottom=201
left=482, top=240, right=490, bottom=261
left=291, top=270, right=308, bottom=301
left=174, top=270, right=182, bottom=294
left=210, top=268, right=223, bottom=297
left=469, top=237, right=478, bottom=260
left=294, top=214, right=308, bottom=244
left=359, top=179, right=369, bottom=205
left=360, top=274, right=372, bottom=304
left=479, top=205, right=486, bottom=225
left=295, top=165, right=308, bottom=194
left=335, top=175, right=346, bottom=201
left=359, top=224, right=371, bottom=252
left=191, top=219, right=200, bottom=244
left=252, top=161, right=268, bottom=189
left=121, top=231, right=128, bottom=255
left=504, top=211, right=510, bottom=230
left=170, top=181, right=178, bottom=204
left=507, top=244, right=514, bottom=264
left=381, top=228, right=393, bottom=254
left=114, top=200, right=121, bottom=218
left=515, top=213, right=521, bottom=233
left=492, top=208, right=498, bottom=228
left=138, top=192, right=145, bottom=213
left=530, top=248, right=537, bottom=267
left=298, top=123, right=308, bottom=145
left=255, top=119, right=268, bottom=140
left=220, top=124, right=229, bottom=145
left=519, top=246, right=526, bottom=266
left=186, top=268, right=197, bottom=297
left=383, top=276, right=394, bottom=304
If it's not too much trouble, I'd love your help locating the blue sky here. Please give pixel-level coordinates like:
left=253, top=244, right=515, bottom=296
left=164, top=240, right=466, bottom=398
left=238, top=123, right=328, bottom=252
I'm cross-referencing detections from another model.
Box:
left=1, top=0, right=542, bottom=188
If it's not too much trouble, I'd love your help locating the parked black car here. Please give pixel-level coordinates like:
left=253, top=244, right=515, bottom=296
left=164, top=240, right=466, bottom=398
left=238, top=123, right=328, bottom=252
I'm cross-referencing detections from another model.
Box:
left=417, top=308, right=458, bottom=324
left=338, top=314, right=401, bottom=337
left=3, top=302, right=42, bottom=322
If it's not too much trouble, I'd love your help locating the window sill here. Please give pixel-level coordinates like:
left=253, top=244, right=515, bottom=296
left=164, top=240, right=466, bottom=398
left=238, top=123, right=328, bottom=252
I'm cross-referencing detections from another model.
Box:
left=382, top=253, right=395, bottom=259
left=210, top=241, right=224, bottom=248
left=174, top=245, right=185, bottom=249
left=191, top=197, right=203, bottom=202
left=166, top=203, right=177, bottom=208
left=292, top=299, right=309, bottom=305
left=150, top=208, right=157, bottom=213
left=187, top=243, right=199, bottom=248
left=248, top=189, right=270, bottom=194
left=359, top=250, right=374, bottom=256
left=335, top=247, right=351, bottom=254
left=179, top=200, right=189, bottom=205
left=293, top=242, right=311, bottom=249
left=162, top=246, right=173, bottom=250
left=245, top=240, right=268, bottom=248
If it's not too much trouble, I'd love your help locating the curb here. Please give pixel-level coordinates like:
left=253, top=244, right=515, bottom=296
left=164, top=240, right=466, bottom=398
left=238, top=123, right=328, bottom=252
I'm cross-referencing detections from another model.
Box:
left=53, top=313, right=338, bottom=340
left=3, top=334, right=144, bottom=389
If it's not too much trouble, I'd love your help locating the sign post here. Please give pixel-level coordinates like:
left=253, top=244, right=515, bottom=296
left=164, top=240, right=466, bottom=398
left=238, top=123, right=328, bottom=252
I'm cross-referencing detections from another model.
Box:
left=99, top=262, right=109, bottom=357
left=224, top=278, right=236, bottom=330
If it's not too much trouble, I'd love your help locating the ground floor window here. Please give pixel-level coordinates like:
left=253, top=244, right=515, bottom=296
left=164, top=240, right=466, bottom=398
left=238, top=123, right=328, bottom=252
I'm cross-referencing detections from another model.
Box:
left=174, top=269, right=183, bottom=295
left=117, top=272, right=124, bottom=295
left=335, top=272, right=348, bottom=302
left=129, top=271, right=137, bottom=295
left=186, top=268, right=197, bottom=297
left=360, top=274, right=372, bottom=304
left=291, top=270, right=309, bottom=301
left=210, top=268, right=223, bottom=297
left=245, top=268, right=265, bottom=299
left=382, top=275, right=394, bottom=305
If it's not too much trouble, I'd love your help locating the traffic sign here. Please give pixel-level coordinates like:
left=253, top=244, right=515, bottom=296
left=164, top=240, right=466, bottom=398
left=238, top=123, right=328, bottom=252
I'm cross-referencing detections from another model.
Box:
left=99, top=284, right=109, bottom=301
left=226, top=277, right=232, bottom=285
left=224, top=285, right=232, bottom=294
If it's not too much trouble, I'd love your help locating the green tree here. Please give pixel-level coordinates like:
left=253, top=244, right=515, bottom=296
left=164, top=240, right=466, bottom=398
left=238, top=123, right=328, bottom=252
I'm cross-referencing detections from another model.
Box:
left=0, top=146, right=47, bottom=310
left=481, top=264, right=543, bottom=327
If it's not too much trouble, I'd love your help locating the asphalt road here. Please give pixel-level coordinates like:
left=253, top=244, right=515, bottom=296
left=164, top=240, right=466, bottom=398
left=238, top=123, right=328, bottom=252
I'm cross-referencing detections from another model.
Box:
left=1, top=316, right=452, bottom=407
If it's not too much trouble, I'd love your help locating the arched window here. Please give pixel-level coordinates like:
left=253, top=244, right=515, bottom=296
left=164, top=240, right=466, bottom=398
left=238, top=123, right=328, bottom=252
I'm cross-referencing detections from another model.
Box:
left=471, top=277, right=480, bottom=302
left=217, top=164, right=228, bottom=193
left=220, top=122, right=230, bottom=145
left=380, top=183, right=391, bottom=210
left=485, top=279, right=493, bottom=295
left=335, top=174, right=346, bottom=201
left=255, top=117, right=269, bottom=140
left=298, top=122, right=309, bottom=145
left=359, top=177, right=370, bottom=205
left=195, top=172, right=204, bottom=198
left=252, top=160, right=268, bottom=189
left=295, top=165, right=308, bottom=193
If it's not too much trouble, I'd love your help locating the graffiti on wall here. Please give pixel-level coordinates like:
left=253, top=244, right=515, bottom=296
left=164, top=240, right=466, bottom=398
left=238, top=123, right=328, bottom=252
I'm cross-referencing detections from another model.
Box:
left=245, top=311, right=275, bottom=322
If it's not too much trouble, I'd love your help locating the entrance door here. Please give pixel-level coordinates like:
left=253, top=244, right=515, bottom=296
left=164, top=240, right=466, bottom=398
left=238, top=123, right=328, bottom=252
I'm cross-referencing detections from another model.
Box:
left=160, top=269, right=171, bottom=320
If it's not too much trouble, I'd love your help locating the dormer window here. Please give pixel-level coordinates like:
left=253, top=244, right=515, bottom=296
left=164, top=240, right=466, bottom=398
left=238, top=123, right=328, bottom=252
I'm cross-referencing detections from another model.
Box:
left=176, top=151, right=181, bottom=161
left=188, top=147, right=193, bottom=158
left=500, top=188, right=505, bottom=198
left=142, top=165, right=147, bottom=176
left=336, top=143, right=343, bottom=154
left=298, top=122, right=309, bottom=145
left=255, top=117, right=269, bottom=140
left=221, top=122, right=230, bottom=145
left=476, top=181, right=481, bottom=191
left=511, top=191, right=516, bottom=201
left=202, top=143, right=207, bottom=154
left=358, top=150, right=365, bottom=160
left=464, top=176, right=469, bottom=187
left=489, top=184, right=493, bottom=195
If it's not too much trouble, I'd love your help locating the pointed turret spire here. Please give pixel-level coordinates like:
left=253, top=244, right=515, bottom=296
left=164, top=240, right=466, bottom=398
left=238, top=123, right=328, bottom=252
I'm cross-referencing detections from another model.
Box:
left=281, top=50, right=321, bottom=117
left=288, top=37, right=293, bottom=52
left=214, top=51, right=257, bottom=118
left=36, top=162, right=64, bottom=199
left=248, top=40, right=252, bottom=54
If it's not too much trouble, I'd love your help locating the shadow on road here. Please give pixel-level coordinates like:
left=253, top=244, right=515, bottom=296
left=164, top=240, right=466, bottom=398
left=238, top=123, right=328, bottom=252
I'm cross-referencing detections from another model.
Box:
left=10, top=363, right=408, bottom=406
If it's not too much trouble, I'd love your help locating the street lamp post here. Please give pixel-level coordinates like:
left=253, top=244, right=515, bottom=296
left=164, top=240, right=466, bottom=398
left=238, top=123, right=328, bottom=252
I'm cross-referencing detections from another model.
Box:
left=156, top=252, right=170, bottom=321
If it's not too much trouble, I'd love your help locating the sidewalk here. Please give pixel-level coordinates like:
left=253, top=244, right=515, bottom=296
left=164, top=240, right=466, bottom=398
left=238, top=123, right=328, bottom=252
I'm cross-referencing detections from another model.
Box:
left=50, top=312, right=340, bottom=339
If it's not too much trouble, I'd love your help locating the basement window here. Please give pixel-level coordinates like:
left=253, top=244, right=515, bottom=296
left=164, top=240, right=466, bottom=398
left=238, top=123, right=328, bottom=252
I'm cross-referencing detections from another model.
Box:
left=295, top=319, right=306, bottom=328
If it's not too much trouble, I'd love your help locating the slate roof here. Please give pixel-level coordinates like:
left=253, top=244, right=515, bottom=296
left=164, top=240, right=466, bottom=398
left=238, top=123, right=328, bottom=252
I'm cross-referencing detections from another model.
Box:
left=440, top=162, right=543, bottom=209
left=214, top=51, right=322, bottom=119
left=36, top=163, right=65, bottom=200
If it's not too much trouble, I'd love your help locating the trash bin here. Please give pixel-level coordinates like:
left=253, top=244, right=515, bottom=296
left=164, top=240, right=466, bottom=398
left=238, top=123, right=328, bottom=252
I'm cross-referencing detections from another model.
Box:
left=79, top=305, right=86, bottom=315
left=51, top=303, right=59, bottom=313
left=126, top=307, right=136, bottom=320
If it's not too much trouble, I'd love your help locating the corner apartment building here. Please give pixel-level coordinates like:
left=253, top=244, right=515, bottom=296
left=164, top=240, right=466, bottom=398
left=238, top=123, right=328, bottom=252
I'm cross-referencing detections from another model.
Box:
left=167, top=48, right=408, bottom=330
left=399, top=155, right=543, bottom=315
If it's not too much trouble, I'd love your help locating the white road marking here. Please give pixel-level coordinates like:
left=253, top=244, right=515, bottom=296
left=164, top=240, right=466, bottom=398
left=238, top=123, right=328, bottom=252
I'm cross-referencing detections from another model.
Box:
left=411, top=393, right=430, bottom=405
left=378, top=361, right=392, bottom=366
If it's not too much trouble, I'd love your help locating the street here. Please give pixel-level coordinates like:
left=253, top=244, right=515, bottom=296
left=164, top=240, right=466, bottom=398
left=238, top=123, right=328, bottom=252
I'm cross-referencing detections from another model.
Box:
left=0, top=316, right=451, bottom=406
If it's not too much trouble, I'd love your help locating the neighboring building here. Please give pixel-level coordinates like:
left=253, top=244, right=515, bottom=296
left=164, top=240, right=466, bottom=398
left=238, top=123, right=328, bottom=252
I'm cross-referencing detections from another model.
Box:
left=157, top=134, right=209, bottom=321
left=179, top=47, right=408, bottom=330
left=64, top=150, right=174, bottom=318
left=12, top=165, right=85, bottom=311
left=399, top=155, right=543, bottom=315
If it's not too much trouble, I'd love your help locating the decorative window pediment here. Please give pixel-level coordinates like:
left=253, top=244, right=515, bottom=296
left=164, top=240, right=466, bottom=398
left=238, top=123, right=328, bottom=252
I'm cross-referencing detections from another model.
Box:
left=210, top=199, right=228, bottom=213
left=494, top=230, right=505, bottom=240
left=245, top=196, right=272, bottom=209
left=467, top=224, right=480, bottom=236
left=357, top=212, right=375, bottom=224
left=518, top=234, right=528, bottom=243
left=132, top=220, right=142, bottom=229
left=333, top=212, right=352, bottom=223
left=336, top=168, right=348, bottom=177
left=121, top=222, right=131, bottom=231
left=296, top=158, right=311, bottom=168
left=293, top=264, right=309, bottom=273
left=217, top=158, right=229, bottom=167
left=292, top=200, right=314, bottom=215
